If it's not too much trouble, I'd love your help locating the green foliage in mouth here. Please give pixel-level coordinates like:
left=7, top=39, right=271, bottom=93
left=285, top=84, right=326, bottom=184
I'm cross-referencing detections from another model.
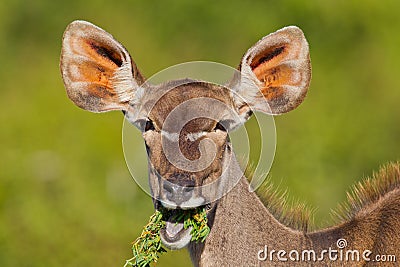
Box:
left=124, top=207, right=210, bottom=267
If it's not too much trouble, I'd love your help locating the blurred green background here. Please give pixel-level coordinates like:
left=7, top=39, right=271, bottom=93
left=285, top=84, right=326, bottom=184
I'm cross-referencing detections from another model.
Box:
left=1, top=0, right=400, bottom=266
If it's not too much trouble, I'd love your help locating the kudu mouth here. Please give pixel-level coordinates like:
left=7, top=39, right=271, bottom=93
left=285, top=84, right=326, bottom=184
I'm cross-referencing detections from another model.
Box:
left=153, top=173, right=209, bottom=249
left=154, top=200, right=210, bottom=250
left=158, top=207, right=194, bottom=250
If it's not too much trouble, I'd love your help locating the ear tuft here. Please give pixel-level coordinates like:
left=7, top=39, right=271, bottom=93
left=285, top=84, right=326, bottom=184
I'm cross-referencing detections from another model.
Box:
left=234, top=26, right=311, bottom=115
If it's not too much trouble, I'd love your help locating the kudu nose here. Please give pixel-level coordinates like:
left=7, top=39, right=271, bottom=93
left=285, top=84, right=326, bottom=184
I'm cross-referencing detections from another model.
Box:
left=162, top=176, right=195, bottom=206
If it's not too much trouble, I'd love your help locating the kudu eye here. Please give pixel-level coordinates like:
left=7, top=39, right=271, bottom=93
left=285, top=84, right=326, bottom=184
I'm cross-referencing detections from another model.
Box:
left=214, top=121, right=227, bottom=132
left=136, top=119, right=156, bottom=132
left=144, top=119, right=155, bottom=132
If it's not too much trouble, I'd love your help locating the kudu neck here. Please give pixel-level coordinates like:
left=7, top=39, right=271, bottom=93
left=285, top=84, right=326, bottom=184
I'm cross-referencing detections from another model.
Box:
left=188, top=172, right=308, bottom=266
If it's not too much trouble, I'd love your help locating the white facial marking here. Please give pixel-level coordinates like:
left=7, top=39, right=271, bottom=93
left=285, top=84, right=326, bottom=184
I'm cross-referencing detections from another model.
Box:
left=161, top=130, right=179, bottom=142
left=186, top=132, right=206, bottom=142
left=181, top=196, right=205, bottom=209
left=160, top=199, right=178, bottom=209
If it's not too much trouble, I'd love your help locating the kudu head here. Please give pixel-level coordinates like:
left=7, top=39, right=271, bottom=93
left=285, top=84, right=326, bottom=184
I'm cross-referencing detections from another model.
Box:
left=60, top=21, right=311, bottom=249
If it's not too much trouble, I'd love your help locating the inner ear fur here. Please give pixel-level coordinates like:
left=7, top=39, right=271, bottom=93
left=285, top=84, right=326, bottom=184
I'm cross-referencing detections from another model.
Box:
left=236, top=26, right=311, bottom=115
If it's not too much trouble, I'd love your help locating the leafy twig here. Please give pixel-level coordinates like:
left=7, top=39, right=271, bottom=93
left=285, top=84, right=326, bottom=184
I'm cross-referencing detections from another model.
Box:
left=124, top=208, right=210, bottom=267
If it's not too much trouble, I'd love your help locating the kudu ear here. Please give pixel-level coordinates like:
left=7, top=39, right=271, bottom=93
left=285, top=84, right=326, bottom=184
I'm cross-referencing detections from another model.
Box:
left=233, top=26, right=311, bottom=115
left=60, top=20, right=145, bottom=112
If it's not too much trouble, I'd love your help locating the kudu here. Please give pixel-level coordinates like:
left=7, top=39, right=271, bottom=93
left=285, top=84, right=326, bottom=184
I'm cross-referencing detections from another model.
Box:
left=60, top=21, right=400, bottom=266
